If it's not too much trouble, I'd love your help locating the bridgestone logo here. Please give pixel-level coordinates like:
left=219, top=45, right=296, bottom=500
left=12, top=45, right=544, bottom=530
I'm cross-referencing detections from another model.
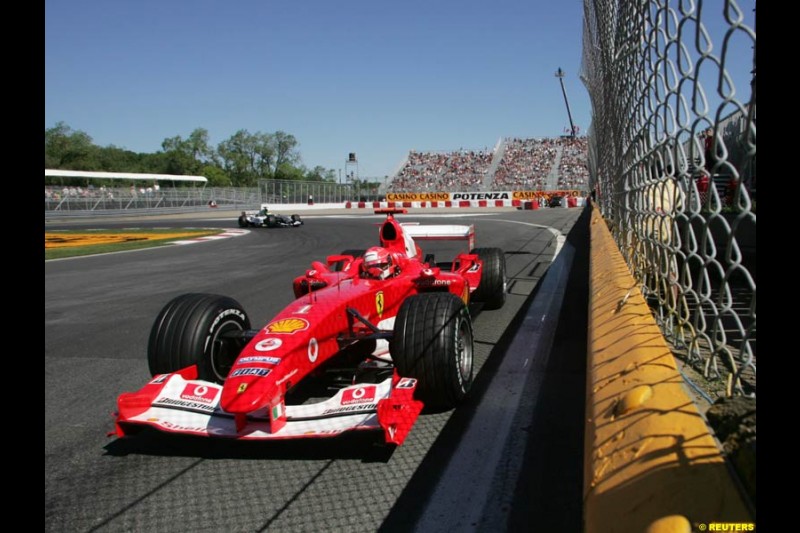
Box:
left=322, top=403, right=378, bottom=415
left=418, top=279, right=453, bottom=286
left=451, top=193, right=509, bottom=200
left=154, top=397, right=216, bottom=413
left=209, top=308, right=245, bottom=333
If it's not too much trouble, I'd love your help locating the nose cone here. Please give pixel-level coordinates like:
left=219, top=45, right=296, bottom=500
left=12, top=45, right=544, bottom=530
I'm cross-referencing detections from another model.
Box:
left=220, top=371, right=275, bottom=413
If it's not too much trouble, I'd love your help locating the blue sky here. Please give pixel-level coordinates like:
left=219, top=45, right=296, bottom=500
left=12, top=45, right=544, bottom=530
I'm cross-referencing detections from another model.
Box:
left=45, top=0, right=755, bottom=179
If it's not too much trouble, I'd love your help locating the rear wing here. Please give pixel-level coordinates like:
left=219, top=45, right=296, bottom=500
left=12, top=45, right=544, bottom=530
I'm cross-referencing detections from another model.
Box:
left=400, top=223, right=475, bottom=251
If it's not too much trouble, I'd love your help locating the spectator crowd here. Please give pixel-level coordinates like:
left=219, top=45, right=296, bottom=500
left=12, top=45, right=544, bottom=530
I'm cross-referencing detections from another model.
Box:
left=556, top=137, right=589, bottom=189
left=387, top=137, right=589, bottom=193
left=492, top=137, right=559, bottom=190
left=389, top=149, right=493, bottom=192
left=45, top=183, right=163, bottom=202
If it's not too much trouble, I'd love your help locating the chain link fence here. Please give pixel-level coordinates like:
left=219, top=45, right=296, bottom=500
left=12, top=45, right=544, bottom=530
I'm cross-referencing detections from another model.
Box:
left=258, top=179, right=383, bottom=204
left=44, top=180, right=386, bottom=216
left=582, top=0, right=756, bottom=397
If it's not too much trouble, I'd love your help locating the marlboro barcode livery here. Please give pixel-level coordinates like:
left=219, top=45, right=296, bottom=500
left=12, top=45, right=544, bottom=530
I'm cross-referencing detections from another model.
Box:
left=114, top=209, right=506, bottom=446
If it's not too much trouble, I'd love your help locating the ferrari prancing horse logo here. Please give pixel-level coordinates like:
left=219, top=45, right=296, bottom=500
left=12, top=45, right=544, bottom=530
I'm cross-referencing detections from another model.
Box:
left=375, top=291, right=384, bottom=316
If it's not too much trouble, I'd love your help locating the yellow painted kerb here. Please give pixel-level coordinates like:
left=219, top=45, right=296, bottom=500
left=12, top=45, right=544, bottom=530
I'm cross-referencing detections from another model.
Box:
left=585, top=203, right=752, bottom=532
left=44, top=231, right=216, bottom=249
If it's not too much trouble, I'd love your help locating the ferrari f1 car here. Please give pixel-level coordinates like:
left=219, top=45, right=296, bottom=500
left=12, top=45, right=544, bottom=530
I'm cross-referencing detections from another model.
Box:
left=238, top=204, right=303, bottom=228
left=114, top=209, right=506, bottom=446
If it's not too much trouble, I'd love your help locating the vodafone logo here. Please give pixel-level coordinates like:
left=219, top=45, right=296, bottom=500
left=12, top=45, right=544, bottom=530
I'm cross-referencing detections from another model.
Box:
left=180, top=384, right=218, bottom=404
left=255, top=338, right=283, bottom=352
left=341, top=385, right=376, bottom=405
left=308, top=338, right=319, bottom=363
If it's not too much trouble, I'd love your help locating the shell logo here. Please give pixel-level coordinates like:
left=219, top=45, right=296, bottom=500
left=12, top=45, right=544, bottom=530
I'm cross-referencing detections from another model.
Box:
left=266, top=318, right=310, bottom=334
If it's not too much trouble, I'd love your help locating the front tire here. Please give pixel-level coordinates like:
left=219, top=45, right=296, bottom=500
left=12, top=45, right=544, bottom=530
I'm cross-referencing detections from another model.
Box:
left=148, top=293, right=251, bottom=383
left=390, top=293, right=474, bottom=409
left=470, top=247, right=507, bottom=310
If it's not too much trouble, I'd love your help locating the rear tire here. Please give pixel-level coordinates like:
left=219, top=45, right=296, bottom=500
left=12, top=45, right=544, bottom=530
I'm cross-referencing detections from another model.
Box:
left=470, top=247, right=507, bottom=310
left=291, top=214, right=303, bottom=224
left=147, top=293, right=251, bottom=384
left=237, top=216, right=248, bottom=228
left=265, top=214, right=278, bottom=228
left=390, top=293, right=474, bottom=409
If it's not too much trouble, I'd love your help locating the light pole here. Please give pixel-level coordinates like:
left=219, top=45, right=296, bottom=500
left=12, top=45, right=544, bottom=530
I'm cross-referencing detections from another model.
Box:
left=555, top=67, right=576, bottom=138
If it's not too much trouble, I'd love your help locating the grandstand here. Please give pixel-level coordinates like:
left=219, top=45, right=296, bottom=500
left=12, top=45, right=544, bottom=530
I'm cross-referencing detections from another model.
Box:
left=389, top=148, right=494, bottom=193
left=385, top=136, right=589, bottom=193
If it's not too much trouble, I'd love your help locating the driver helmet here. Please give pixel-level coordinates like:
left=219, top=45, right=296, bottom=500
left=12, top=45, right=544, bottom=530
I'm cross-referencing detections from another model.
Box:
left=362, top=246, right=397, bottom=280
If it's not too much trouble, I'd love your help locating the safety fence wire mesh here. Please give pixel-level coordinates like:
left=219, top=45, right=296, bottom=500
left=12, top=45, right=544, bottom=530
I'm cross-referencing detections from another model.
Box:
left=581, top=0, right=756, bottom=397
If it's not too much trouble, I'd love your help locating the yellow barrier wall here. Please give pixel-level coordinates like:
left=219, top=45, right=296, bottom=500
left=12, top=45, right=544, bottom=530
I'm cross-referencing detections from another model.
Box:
left=585, top=204, right=753, bottom=533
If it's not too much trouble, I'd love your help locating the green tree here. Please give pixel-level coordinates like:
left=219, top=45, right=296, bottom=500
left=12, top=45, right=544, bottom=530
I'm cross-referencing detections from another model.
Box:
left=187, top=128, right=216, bottom=165
left=218, top=129, right=258, bottom=185
left=160, top=128, right=217, bottom=175
left=275, top=162, right=304, bottom=181
left=45, top=122, right=98, bottom=170
left=271, top=131, right=300, bottom=175
left=201, top=165, right=231, bottom=187
left=138, top=151, right=171, bottom=174
left=253, top=132, right=276, bottom=180
left=302, top=165, right=337, bottom=182
left=95, top=145, right=140, bottom=172
left=217, top=130, right=283, bottom=185
left=45, top=123, right=329, bottom=187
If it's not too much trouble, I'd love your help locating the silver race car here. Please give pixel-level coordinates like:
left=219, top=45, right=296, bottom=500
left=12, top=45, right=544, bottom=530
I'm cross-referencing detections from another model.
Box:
left=238, top=204, right=303, bottom=228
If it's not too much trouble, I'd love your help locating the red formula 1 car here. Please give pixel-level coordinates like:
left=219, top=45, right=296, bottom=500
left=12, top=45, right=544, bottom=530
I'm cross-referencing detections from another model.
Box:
left=114, top=210, right=506, bottom=445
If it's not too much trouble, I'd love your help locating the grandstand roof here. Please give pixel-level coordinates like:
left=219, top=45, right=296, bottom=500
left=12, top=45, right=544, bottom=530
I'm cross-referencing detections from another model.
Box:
left=44, top=169, right=208, bottom=184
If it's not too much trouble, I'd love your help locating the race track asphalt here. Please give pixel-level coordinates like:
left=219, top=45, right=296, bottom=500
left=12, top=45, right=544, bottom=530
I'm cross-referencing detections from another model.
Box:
left=45, top=208, right=585, bottom=532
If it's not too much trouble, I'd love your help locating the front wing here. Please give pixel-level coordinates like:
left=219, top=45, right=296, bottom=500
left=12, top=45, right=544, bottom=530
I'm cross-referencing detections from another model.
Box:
left=115, top=371, right=423, bottom=446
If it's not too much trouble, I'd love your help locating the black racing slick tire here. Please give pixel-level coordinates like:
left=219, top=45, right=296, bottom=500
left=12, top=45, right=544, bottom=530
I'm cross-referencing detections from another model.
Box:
left=390, top=293, right=474, bottom=409
left=265, top=214, right=278, bottom=228
left=237, top=216, right=248, bottom=228
left=291, top=214, right=303, bottom=224
left=147, top=293, right=251, bottom=384
left=333, top=248, right=365, bottom=272
left=469, top=247, right=507, bottom=310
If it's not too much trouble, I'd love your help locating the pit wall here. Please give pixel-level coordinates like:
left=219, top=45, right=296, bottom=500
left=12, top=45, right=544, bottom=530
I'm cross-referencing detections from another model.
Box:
left=584, top=202, right=753, bottom=532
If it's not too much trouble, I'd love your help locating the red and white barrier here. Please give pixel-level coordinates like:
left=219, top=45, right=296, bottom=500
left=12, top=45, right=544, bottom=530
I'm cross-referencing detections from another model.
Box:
left=344, top=199, right=580, bottom=209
